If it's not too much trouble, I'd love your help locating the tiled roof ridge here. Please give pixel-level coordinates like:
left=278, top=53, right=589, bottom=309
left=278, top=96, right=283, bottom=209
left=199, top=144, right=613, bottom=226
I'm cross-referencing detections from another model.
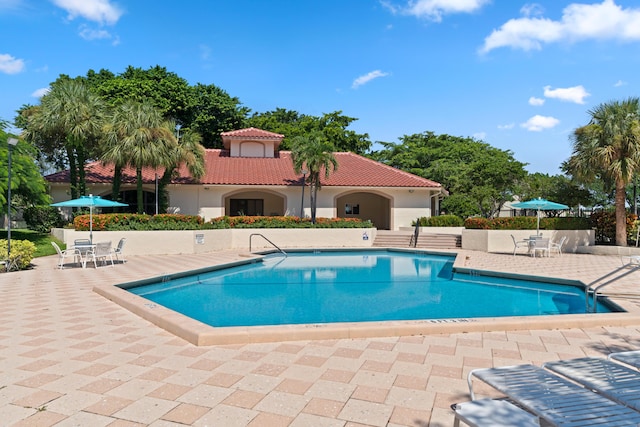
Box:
left=220, top=127, right=285, bottom=139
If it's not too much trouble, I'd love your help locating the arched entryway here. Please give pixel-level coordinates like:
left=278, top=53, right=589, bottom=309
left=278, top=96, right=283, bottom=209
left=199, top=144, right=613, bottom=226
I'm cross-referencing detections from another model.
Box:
left=336, top=192, right=391, bottom=230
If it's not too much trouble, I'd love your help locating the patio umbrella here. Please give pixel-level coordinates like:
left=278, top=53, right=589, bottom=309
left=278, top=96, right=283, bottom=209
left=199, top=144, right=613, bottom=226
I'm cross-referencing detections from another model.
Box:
left=51, top=194, right=128, bottom=243
left=512, top=197, right=569, bottom=235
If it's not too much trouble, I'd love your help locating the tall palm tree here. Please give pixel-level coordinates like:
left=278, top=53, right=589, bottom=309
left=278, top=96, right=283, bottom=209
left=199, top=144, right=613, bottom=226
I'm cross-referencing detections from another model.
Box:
left=102, top=101, right=177, bottom=213
left=566, top=98, right=640, bottom=246
left=290, top=131, right=338, bottom=223
left=158, top=124, right=206, bottom=212
left=22, top=79, right=105, bottom=198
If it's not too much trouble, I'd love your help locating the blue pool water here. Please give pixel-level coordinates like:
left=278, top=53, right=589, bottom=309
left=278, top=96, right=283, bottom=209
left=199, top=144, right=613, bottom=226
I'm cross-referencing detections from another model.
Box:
left=126, top=250, right=615, bottom=327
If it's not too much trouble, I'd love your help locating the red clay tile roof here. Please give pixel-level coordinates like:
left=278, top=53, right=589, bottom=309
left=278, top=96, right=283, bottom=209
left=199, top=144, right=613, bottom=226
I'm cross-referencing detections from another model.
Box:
left=46, top=150, right=441, bottom=188
left=221, top=127, right=284, bottom=139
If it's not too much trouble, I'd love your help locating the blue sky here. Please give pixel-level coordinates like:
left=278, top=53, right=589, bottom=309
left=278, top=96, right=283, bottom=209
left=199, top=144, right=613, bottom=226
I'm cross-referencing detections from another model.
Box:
left=1, top=0, right=640, bottom=175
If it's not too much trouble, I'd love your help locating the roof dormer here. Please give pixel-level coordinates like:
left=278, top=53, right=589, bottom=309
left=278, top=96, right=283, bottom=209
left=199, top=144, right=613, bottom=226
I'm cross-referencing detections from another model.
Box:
left=220, top=127, right=285, bottom=158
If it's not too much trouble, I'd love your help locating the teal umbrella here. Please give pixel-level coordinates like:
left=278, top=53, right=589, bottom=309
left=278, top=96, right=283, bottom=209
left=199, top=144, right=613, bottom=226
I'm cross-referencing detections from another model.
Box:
left=512, top=197, right=569, bottom=235
left=51, top=194, right=128, bottom=243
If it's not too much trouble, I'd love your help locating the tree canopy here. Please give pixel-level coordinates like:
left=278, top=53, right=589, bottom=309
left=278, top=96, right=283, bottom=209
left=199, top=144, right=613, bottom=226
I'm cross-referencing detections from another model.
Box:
left=372, top=132, right=527, bottom=218
left=246, top=108, right=371, bottom=154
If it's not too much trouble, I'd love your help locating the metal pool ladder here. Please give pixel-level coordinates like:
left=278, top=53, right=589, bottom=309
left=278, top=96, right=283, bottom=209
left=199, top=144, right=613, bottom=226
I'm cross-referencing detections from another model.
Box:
left=249, top=233, right=287, bottom=257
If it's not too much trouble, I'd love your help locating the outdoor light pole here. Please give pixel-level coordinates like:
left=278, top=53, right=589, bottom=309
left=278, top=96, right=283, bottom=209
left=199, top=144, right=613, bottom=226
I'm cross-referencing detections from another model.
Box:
left=6, top=138, right=18, bottom=264
left=300, top=170, right=307, bottom=218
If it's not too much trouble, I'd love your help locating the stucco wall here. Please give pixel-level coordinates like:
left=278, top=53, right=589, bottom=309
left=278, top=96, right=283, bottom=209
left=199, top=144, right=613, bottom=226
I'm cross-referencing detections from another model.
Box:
left=53, top=228, right=377, bottom=255
left=461, top=229, right=595, bottom=253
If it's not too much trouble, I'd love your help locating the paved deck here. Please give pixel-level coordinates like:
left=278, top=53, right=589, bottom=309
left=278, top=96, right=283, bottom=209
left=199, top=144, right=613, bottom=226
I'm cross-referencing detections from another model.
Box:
left=2, top=249, right=640, bottom=426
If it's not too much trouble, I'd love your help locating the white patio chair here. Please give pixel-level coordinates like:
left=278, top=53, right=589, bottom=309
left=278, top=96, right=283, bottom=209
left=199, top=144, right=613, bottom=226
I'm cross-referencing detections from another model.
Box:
left=112, top=238, right=127, bottom=263
left=549, top=236, right=567, bottom=257
left=510, top=235, right=528, bottom=256
left=51, top=242, right=81, bottom=270
left=531, top=238, right=550, bottom=257
left=84, top=241, right=114, bottom=268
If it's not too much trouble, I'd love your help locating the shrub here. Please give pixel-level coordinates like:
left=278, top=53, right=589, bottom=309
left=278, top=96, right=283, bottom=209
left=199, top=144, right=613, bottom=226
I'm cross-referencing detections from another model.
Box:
left=415, top=215, right=464, bottom=227
left=590, top=210, right=637, bottom=244
left=0, top=239, right=37, bottom=270
left=464, top=216, right=591, bottom=230
left=23, top=206, right=65, bottom=233
left=74, top=213, right=204, bottom=231
left=208, top=216, right=372, bottom=229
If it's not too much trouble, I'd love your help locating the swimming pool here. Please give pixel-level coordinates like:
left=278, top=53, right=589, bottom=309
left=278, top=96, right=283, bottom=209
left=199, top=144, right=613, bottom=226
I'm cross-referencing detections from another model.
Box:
left=125, top=249, right=615, bottom=328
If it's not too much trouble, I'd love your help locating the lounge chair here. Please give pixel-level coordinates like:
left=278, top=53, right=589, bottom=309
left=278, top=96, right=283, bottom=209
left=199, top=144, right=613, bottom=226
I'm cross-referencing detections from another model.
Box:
left=466, top=364, right=640, bottom=426
left=549, top=236, right=567, bottom=257
left=84, top=241, right=114, bottom=268
left=112, top=238, right=127, bottom=263
left=608, top=350, right=640, bottom=369
left=621, top=255, right=640, bottom=268
left=452, top=398, right=539, bottom=427
left=51, top=242, right=81, bottom=270
left=544, top=357, right=640, bottom=411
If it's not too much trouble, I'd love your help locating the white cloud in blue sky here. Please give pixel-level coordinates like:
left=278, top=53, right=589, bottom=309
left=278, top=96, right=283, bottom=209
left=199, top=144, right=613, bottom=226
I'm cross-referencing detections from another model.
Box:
left=0, top=53, right=24, bottom=74
left=543, top=85, right=590, bottom=104
left=31, top=87, right=50, bottom=98
left=521, top=115, right=560, bottom=132
left=352, top=70, right=390, bottom=89
left=480, top=0, right=640, bottom=53
left=51, top=0, right=123, bottom=25
left=529, top=97, right=545, bottom=106
left=391, top=0, right=491, bottom=22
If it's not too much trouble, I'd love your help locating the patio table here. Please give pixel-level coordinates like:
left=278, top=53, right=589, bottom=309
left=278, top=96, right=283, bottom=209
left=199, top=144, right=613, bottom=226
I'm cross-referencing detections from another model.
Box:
left=72, top=243, right=96, bottom=268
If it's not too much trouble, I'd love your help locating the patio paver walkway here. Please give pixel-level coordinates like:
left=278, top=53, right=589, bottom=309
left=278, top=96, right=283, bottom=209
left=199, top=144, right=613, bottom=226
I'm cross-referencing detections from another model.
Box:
left=1, top=249, right=640, bottom=426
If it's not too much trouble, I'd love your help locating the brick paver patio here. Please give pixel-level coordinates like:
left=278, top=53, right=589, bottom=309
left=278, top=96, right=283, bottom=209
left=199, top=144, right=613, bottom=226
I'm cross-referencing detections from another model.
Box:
left=2, top=249, right=640, bottom=426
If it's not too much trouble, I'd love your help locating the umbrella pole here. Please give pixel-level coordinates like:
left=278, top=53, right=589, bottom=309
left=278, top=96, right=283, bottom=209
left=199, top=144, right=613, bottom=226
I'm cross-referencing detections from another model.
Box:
left=89, top=206, right=93, bottom=244
left=536, top=209, right=541, bottom=236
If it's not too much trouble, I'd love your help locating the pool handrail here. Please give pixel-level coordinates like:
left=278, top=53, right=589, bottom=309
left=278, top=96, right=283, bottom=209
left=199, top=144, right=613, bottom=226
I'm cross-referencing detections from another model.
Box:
left=249, top=233, right=287, bottom=257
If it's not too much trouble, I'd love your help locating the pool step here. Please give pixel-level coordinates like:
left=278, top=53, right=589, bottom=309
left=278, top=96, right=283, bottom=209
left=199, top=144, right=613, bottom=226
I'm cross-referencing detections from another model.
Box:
left=372, top=232, right=461, bottom=249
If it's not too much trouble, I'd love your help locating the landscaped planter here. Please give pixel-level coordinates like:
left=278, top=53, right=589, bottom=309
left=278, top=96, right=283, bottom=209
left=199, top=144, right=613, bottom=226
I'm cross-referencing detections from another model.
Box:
left=52, top=228, right=377, bottom=256
left=461, top=229, right=595, bottom=254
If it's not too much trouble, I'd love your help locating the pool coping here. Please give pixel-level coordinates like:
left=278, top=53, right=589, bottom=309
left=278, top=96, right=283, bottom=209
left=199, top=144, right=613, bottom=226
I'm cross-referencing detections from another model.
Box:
left=92, top=248, right=640, bottom=346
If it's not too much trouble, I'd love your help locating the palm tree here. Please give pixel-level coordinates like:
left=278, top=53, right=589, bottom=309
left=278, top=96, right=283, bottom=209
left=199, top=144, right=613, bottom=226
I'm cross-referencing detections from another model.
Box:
left=22, top=79, right=105, bottom=198
left=102, top=101, right=177, bottom=213
left=566, top=98, right=640, bottom=246
left=158, top=123, right=206, bottom=212
left=290, top=131, right=338, bottom=223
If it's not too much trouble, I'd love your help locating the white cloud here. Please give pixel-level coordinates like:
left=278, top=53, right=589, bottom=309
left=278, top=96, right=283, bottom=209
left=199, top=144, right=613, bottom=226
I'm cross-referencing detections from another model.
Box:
left=199, top=44, right=212, bottom=61
left=79, top=25, right=111, bottom=40
left=381, top=0, right=490, bottom=22
left=543, top=85, right=590, bottom=104
left=520, top=3, right=545, bottom=18
left=352, top=70, right=390, bottom=89
left=32, top=87, right=50, bottom=98
left=614, top=79, right=627, bottom=87
left=480, top=0, right=640, bottom=53
left=0, top=53, right=25, bottom=74
left=529, top=96, right=545, bottom=106
left=498, top=123, right=515, bottom=130
left=52, top=0, right=123, bottom=25
left=521, top=115, right=560, bottom=131
left=473, top=132, right=486, bottom=140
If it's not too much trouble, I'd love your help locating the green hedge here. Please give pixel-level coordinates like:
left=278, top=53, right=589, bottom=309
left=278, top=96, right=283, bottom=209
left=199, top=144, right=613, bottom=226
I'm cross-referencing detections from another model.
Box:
left=415, top=215, right=464, bottom=227
left=0, top=239, right=37, bottom=270
left=72, top=214, right=373, bottom=231
left=23, top=206, right=65, bottom=233
left=464, top=216, right=592, bottom=230
left=209, top=216, right=372, bottom=228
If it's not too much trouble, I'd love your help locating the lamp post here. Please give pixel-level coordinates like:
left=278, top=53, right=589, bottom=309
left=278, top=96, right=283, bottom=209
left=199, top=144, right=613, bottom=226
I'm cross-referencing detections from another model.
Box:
left=6, top=138, right=18, bottom=265
left=300, top=170, right=307, bottom=218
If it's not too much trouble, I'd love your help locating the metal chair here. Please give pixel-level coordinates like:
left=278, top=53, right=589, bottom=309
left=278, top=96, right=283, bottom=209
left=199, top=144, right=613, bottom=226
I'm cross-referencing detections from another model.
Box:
left=51, top=242, right=81, bottom=270
left=112, top=238, right=127, bottom=263
left=84, top=241, right=114, bottom=268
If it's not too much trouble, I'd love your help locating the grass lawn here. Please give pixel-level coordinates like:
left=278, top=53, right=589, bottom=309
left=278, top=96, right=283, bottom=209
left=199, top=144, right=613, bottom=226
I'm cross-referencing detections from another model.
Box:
left=0, top=229, right=65, bottom=257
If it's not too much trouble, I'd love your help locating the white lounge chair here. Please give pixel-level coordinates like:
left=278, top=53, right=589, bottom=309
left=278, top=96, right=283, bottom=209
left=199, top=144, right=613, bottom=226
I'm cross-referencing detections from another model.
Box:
left=467, top=364, right=640, bottom=426
left=452, top=399, right=538, bottom=427
left=112, top=238, right=127, bottom=263
left=51, top=242, right=81, bottom=270
left=510, top=235, right=528, bottom=256
left=84, top=241, right=114, bottom=268
left=544, top=357, right=640, bottom=411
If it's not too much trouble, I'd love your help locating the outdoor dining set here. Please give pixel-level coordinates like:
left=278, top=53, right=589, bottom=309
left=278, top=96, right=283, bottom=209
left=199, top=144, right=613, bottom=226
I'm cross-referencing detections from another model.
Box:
left=511, top=234, right=567, bottom=257
left=51, top=238, right=126, bottom=269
